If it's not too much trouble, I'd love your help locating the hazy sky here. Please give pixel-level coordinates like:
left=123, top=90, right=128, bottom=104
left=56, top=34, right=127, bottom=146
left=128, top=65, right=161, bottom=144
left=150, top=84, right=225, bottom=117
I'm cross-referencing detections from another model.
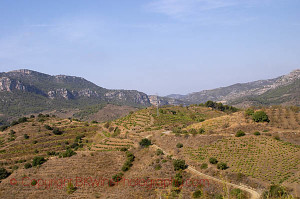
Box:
left=0, top=0, right=299, bottom=96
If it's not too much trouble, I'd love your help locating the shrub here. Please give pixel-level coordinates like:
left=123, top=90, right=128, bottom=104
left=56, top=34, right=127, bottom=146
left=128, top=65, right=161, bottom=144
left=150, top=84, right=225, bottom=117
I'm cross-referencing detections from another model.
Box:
left=24, top=134, right=29, bottom=139
left=66, top=182, right=77, bottom=194
left=263, top=185, right=287, bottom=198
left=176, top=143, right=183, bottom=148
left=11, top=120, right=19, bottom=126
left=62, top=149, right=76, bottom=158
left=274, top=135, right=280, bottom=141
left=139, top=138, right=151, bottom=148
left=154, top=164, right=162, bottom=170
left=120, top=147, right=128, bottom=152
left=193, top=190, right=202, bottom=198
left=173, top=159, right=187, bottom=171
left=200, top=163, right=208, bottom=169
left=254, top=131, right=261, bottom=136
left=0, top=168, right=10, bottom=180
left=245, top=108, right=254, bottom=116
left=156, top=149, right=164, bottom=155
left=252, top=111, right=270, bottom=123
left=24, top=163, right=32, bottom=169
left=18, top=117, right=28, bottom=123
left=104, top=122, right=110, bottom=128
left=47, top=151, right=57, bottom=156
left=33, top=140, right=38, bottom=144
left=108, top=127, right=114, bottom=132
left=32, top=156, right=46, bottom=167
left=230, top=188, right=243, bottom=198
left=31, top=179, right=37, bottom=186
left=0, top=125, right=9, bottom=132
left=44, top=125, right=53, bottom=130
left=91, top=120, right=98, bottom=124
left=209, top=157, right=218, bottom=164
left=52, top=128, right=63, bottom=135
left=112, top=173, right=123, bottom=182
left=235, top=130, right=245, bottom=137
left=217, top=162, right=228, bottom=170
left=172, top=172, right=183, bottom=187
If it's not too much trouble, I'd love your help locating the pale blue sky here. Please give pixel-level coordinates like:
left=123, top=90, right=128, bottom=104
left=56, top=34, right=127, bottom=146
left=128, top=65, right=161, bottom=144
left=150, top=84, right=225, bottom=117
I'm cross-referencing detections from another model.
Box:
left=0, top=0, right=299, bottom=96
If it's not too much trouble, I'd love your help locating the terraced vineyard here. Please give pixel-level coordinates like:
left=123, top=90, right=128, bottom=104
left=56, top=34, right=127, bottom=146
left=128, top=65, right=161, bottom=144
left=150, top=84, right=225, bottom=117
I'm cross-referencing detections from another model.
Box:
left=92, top=137, right=134, bottom=151
left=0, top=116, right=99, bottom=170
left=266, top=107, right=300, bottom=130
left=185, top=136, right=300, bottom=184
left=114, top=108, right=153, bottom=132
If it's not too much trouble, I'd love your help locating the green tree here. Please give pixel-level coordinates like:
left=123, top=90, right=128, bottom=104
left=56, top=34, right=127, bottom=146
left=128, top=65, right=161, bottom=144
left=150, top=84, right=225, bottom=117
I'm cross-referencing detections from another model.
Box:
left=173, top=159, right=187, bottom=171
left=139, top=138, right=152, bottom=148
left=252, top=111, right=270, bottom=123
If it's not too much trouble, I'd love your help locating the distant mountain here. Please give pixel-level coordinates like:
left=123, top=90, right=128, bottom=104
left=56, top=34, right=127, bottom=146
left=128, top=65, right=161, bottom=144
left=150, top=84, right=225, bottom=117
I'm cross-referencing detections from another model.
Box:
left=0, top=69, right=151, bottom=122
left=166, top=69, right=300, bottom=107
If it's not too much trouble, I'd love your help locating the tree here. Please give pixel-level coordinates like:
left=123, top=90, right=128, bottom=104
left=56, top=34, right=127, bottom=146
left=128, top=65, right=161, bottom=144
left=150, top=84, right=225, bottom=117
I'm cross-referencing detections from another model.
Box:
left=62, top=149, right=76, bottom=158
left=252, top=111, right=270, bottom=123
left=176, top=143, right=183, bottom=148
left=245, top=108, right=254, bottom=116
left=139, top=138, right=151, bottom=148
left=24, top=163, right=32, bottom=169
left=193, top=190, right=202, bottom=198
left=254, top=131, right=261, bottom=136
left=32, top=156, right=46, bottom=166
left=217, top=162, right=228, bottom=170
left=235, top=130, right=245, bottom=137
left=209, top=157, right=218, bottom=164
left=24, top=134, right=29, bottom=139
left=173, top=159, right=187, bottom=171
left=0, top=168, right=10, bottom=180
left=52, top=128, right=63, bottom=135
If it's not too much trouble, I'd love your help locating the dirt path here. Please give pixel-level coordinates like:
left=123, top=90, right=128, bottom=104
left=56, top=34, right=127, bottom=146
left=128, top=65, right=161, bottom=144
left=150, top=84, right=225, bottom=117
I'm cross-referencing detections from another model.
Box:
left=146, top=135, right=261, bottom=199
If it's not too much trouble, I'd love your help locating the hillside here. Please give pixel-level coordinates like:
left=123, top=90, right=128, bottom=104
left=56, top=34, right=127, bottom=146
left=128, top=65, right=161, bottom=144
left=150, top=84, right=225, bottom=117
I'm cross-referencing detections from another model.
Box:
left=166, top=69, right=300, bottom=106
left=0, top=104, right=299, bottom=198
left=0, top=69, right=151, bottom=123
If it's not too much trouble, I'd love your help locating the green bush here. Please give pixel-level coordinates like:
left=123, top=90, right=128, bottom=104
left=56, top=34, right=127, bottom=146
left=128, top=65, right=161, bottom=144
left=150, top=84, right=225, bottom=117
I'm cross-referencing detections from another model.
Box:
left=66, top=182, right=77, bottom=194
left=176, top=143, right=183, bottom=148
left=120, top=147, right=128, bottom=152
left=52, top=128, right=63, bottom=135
left=217, top=162, right=228, bottom=170
left=254, top=131, right=261, bottom=136
left=24, top=163, right=32, bottom=169
left=154, top=164, right=162, bottom=170
left=32, top=156, right=46, bottom=167
left=0, top=168, right=10, bottom=180
left=173, top=159, right=187, bottom=171
left=235, top=130, right=245, bottom=137
left=156, top=149, right=164, bottom=155
left=112, top=173, right=123, bottom=182
left=245, top=108, right=254, bottom=116
left=274, top=135, right=280, bottom=141
left=200, top=163, right=208, bottom=169
left=0, top=125, right=9, bottom=132
left=24, top=134, right=29, bottom=139
left=44, top=125, right=53, bottom=130
left=230, top=188, right=243, bottom=198
left=31, top=179, right=37, bottom=186
left=193, top=190, right=202, bottom=198
left=252, top=111, right=270, bottom=123
left=62, top=149, right=76, bottom=158
left=172, top=172, right=183, bottom=187
left=263, top=185, right=287, bottom=198
left=209, top=157, right=218, bottom=164
left=139, top=138, right=151, bottom=148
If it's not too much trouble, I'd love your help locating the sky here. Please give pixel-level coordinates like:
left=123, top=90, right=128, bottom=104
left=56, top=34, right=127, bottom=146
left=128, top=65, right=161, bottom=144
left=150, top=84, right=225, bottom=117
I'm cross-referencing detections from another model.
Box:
left=0, top=0, right=299, bottom=96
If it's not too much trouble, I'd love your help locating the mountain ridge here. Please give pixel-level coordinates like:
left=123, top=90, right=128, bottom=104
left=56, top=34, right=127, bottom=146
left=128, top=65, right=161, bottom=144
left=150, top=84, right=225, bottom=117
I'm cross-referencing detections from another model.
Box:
left=166, top=69, right=300, bottom=106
